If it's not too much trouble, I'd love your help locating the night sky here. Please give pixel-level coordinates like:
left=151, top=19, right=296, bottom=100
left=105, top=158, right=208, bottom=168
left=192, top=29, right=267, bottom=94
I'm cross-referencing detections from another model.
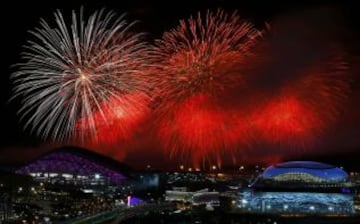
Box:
left=1, top=0, right=359, bottom=170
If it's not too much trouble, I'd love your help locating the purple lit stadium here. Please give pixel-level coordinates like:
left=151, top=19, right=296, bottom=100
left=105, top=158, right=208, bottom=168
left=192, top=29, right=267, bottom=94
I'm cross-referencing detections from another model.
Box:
left=15, top=147, right=131, bottom=185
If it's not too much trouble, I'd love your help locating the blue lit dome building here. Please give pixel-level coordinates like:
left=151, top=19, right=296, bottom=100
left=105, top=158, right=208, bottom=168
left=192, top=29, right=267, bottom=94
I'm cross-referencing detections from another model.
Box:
left=240, top=161, right=354, bottom=214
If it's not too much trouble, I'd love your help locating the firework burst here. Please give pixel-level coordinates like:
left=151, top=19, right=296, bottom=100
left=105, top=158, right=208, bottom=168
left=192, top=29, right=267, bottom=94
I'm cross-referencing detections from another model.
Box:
left=152, top=9, right=263, bottom=165
left=251, top=49, right=349, bottom=147
left=157, top=94, right=251, bottom=168
left=11, top=8, right=151, bottom=142
left=152, top=9, right=262, bottom=103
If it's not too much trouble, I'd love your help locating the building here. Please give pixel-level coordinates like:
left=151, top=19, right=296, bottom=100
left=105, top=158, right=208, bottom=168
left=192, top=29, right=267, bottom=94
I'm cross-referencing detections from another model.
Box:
left=165, top=187, right=220, bottom=207
left=239, top=161, right=354, bottom=214
left=15, top=147, right=131, bottom=186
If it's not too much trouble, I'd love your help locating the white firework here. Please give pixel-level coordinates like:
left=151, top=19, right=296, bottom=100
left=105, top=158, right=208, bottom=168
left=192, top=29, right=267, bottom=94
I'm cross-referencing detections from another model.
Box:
left=11, top=8, right=151, bottom=142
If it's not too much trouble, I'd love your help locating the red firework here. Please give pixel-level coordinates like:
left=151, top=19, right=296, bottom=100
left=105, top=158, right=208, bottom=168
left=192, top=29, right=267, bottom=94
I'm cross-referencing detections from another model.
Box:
left=251, top=49, right=349, bottom=147
left=152, top=9, right=262, bottom=102
left=251, top=95, right=321, bottom=146
left=157, top=94, right=250, bottom=167
left=76, top=93, right=150, bottom=153
left=151, top=10, right=264, bottom=166
left=152, top=10, right=263, bottom=166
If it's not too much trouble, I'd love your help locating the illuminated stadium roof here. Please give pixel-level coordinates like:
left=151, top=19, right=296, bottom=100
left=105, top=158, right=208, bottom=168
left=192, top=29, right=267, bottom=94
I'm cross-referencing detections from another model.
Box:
left=261, top=161, right=349, bottom=183
left=15, top=147, right=131, bottom=185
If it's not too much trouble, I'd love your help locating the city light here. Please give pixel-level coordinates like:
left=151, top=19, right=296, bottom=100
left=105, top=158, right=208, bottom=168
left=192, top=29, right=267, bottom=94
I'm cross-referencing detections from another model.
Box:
left=0, top=146, right=357, bottom=223
left=127, top=195, right=132, bottom=208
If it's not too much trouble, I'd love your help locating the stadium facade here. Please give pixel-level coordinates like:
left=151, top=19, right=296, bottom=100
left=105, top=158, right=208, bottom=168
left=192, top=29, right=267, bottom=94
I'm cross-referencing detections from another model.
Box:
left=15, top=147, right=130, bottom=186
left=240, top=161, right=354, bottom=214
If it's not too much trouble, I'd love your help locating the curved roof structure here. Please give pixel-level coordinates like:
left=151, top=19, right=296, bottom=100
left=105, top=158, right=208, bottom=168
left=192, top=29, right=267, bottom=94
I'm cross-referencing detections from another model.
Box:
left=261, top=161, right=348, bottom=183
left=15, top=147, right=130, bottom=185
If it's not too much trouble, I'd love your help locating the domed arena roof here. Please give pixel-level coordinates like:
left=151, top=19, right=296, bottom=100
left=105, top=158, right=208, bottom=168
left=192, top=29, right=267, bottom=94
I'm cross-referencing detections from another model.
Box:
left=15, top=146, right=131, bottom=185
left=261, top=161, right=349, bottom=183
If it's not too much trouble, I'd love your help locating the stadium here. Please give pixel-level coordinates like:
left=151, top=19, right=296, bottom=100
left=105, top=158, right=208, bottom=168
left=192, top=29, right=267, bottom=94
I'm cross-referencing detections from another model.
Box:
left=240, top=161, right=354, bottom=214
left=15, top=147, right=131, bottom=186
